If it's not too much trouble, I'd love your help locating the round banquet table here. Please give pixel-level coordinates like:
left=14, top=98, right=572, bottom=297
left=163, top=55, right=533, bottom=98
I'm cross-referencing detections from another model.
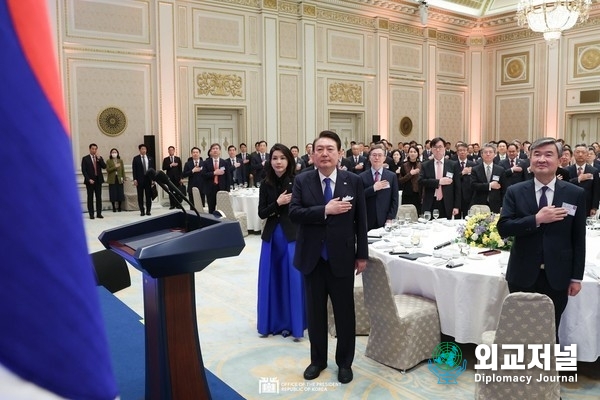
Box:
left=230, top=188, right=262, bottom=232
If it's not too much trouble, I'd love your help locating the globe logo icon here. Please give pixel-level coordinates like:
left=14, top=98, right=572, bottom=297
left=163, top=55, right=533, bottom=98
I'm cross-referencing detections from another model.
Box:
left=428, top=342, right=467, bottom=384
left=432, top=342, right=462, bottom=370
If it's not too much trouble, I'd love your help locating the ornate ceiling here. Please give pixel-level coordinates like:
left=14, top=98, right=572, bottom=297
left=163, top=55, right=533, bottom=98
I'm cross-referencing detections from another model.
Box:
left=424, top=0, right=519, bottom=18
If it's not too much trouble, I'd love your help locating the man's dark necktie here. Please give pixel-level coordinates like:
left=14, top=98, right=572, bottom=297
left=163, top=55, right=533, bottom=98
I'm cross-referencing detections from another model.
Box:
left=321, top=178, right=333, bottom=260
left=539, top=186, right=548, bottom=209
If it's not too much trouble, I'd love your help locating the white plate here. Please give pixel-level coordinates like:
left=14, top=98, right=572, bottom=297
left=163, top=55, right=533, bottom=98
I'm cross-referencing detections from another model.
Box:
left=468, top=254, right=485, bottom=260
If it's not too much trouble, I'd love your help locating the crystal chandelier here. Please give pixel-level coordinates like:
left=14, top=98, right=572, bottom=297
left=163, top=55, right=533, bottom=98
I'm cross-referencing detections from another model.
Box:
left=516, top=0, right=592, bottom=41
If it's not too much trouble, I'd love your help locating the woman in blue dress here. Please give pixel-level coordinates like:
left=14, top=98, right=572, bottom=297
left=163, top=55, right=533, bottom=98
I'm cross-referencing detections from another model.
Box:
left=257, top=143, right=306, bottom=339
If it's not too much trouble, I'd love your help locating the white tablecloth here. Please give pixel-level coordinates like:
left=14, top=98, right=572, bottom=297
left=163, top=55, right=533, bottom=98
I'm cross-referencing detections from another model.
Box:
left=368, top=220, right=600, bottom=362
left=230, top=189, right=262, bottom=231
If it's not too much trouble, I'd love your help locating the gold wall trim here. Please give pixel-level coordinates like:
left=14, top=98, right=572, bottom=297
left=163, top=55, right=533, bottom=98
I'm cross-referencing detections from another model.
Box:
left=279, top=1, right=301, bottom=15
left=328, top=81, right=363, bottom=104
left=303, top=4, right=316, bottom=17
left=196, top=72, right=243, bottom=97
left=437, top=31, right=468, bottom=46
left=263, top=0, right=278, bottom=10
left=389, top=21, right=424, bottom=37
left=317, top=9, right=376, bottom=29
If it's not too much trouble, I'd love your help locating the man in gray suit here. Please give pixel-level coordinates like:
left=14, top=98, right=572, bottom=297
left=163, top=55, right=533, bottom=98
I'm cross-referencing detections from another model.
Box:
left=498, top=137, right=585, bottom=339
left=290, top=130, right=368, bottom=384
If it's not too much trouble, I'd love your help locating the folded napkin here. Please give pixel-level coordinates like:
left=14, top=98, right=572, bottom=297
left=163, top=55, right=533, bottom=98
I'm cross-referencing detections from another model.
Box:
left=417, top=256, right=447, bottom=266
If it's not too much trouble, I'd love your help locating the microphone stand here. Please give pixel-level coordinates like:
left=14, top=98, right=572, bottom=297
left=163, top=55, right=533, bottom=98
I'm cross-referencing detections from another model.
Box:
left=154, top=170, right=202, bottom=220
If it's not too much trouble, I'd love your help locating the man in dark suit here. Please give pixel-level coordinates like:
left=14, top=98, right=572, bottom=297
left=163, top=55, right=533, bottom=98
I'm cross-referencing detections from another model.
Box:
left=81, top=143, right=106, bottom=219
left=289, top=131, right=368, bottom=385
left=419, top=137, right=461, bottom=219
left=290, top=145, right=306, bottom=173
left=455, top=142, right=476, bottom=218
left=359, top=144, right=399, bottom=229
left=346, top=144, right=367, bottom=174
left=566, top=144, right=599, bottom=216
left=498, top=137, right=585, bottom=339
left=226, top=145, right=241, bottom=186
left=132, top=143, right=156, bottom=216
left=301, top=143, right=313, bottom=168
left=470, top=143, right=506, bottom=213
left=201, top=143, right=231, bottom=214
left=182, top=146, right=205, bottom=209
left=345, top=141, right=356, bottom=158
left=493, top=140, right=508, bottom=165
left=500, top=143, right=530, bottom=189
left=162, top=146, right=183, bottom=209
left=236, top=143, right=251, bottom=186
left=251, top=140, right=269, bottom=187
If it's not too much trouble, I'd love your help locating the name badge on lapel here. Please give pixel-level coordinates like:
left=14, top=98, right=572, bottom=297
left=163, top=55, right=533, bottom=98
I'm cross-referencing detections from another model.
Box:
left=446, top=172, right=454, bottom=179
left=562, top=202, right=577, bottom=216
left=492, top=175, right=500, bottom=182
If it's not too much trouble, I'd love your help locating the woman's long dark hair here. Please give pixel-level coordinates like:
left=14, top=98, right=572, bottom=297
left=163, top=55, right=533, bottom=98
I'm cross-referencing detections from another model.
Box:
left=264, top=143, right=295, bottom=186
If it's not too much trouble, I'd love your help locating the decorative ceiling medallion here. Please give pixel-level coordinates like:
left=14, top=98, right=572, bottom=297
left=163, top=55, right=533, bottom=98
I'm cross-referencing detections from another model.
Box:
left=400, top=116, right=413, bottom=137
left=97, top=107, right=127, bottom=137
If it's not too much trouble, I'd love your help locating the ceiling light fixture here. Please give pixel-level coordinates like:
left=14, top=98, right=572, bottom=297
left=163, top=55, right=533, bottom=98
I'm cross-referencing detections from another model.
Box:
left=516, top=0, right=591, bottom=42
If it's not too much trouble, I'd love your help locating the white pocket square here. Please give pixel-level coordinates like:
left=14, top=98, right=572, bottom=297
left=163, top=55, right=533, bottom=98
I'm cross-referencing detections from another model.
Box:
left=342, top=195, right=354, bottom=201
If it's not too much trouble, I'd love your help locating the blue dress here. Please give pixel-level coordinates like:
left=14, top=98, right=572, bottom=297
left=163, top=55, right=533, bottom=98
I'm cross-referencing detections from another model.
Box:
left=257, top=223, right=306, bottom=338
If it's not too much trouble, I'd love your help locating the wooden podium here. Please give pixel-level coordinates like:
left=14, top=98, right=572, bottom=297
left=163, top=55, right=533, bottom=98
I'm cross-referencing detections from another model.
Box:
left=99, top=212, right=245, bottom=400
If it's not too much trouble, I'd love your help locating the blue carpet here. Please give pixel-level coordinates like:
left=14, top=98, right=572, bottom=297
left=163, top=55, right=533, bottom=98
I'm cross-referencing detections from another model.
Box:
left=98, top=287, right=244, bottom=400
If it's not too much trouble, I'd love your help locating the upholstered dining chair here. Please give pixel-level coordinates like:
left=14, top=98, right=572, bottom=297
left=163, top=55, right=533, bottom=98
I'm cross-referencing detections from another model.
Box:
left=468, top=204, right=491, bottom=215
left=475, top=292, right=560, bottom=400
left=362, top=257, right=440, bottom=371
left=327, top=273, right=370, bottom=337
left=397, top=204, right=418, bottom=222
left=215, top=190, right=248, bottom=236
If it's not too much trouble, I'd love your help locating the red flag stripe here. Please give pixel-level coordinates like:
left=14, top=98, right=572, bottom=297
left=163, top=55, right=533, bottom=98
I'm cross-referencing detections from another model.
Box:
left=7, top=0, right=69, bottom=135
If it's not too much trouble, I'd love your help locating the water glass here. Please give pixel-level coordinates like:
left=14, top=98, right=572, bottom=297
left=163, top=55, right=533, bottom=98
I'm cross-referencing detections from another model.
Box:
left=423, top=211, right=431, bottom=222
left=411, top=234, right=421, bottom=247
left=404, top=213, right=412, bottom=225
left=456, top=237, right=469, bottom=257
left=432, top=209, right=440, bottom=221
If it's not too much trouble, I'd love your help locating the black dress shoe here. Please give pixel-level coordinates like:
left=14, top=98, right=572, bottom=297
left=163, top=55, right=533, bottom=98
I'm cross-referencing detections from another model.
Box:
left=303, top=364, right=326, bottom=380
left=140, top=211, right=145, bottom=216
left=338, top=367, right=353, bottom=384
left=96, top=215, right=104, bottom=219
left=169, top=206, right=175, bottom=210
left=90, top=215, right=95, bottom=220
left=146, top=212, right=151, bottom=216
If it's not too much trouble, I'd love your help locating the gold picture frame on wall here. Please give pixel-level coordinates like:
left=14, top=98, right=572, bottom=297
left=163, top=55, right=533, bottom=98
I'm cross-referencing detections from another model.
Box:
left=399, top=116, right=412, bottom=137
left=574, top=41, right=600, bottom=79
left=501, top=52, right=529, bottom=86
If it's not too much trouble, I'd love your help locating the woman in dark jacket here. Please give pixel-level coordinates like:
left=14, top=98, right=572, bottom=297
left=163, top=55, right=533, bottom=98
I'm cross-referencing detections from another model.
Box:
left=257, top=143, right=306, bottom=339
left=398, top=145, right=422, bottom=214
left=389, top=149, right=404, bottom=189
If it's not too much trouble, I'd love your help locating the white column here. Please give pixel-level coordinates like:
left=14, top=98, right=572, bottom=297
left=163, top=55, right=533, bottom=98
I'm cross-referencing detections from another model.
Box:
left=469, top=45, right=483, bottom=145
left=545, top=43, right=560, bottom=137
left=157, top=2, right=177, bottom=153
left=426, top=41, right=437, bottom=139
left=302, top=22, right=316, bottom=143
left=378, top=35, right=389, bottom=139
left=263, top=17, right=278, bottom=144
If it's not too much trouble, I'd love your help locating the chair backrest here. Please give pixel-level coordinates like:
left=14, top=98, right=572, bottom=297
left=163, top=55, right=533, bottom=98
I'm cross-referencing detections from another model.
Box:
left=362, top=257, right=401, bottom=330
left=192, top=187, right=202, bottom=210
left=477, top=292, right=559, bottom=399
left=469, top=204, right=491, bottom=215
left=494, top=292, right=556, bottom=345
left=397, top=204, right=418, bottom=221
left=216, top=191, right=235, bottom=220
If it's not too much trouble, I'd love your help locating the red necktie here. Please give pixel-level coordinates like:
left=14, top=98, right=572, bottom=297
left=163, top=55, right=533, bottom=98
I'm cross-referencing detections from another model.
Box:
left=214, top=159, right=219, bottom=184
left=92, top=156, right=97, bottom=175
left=374, top=171, right=380, bottom=182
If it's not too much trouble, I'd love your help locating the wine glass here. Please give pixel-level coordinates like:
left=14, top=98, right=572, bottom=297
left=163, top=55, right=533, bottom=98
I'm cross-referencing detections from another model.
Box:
left=432, top=209, right=440, bottom=221
left=456, top=237, right=469, bottom=257
left=423, top=211, right=431, bottom=223
left=256, top=181, right=261, bottom=189
left=384, top=221, right=393, bottom=236
left=404, top=213, right=412, bottom=226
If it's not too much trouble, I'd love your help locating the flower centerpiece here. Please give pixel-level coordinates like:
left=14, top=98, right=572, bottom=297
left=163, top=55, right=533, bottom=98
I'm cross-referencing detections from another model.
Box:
left=457, top=213, right=512, bottom=250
